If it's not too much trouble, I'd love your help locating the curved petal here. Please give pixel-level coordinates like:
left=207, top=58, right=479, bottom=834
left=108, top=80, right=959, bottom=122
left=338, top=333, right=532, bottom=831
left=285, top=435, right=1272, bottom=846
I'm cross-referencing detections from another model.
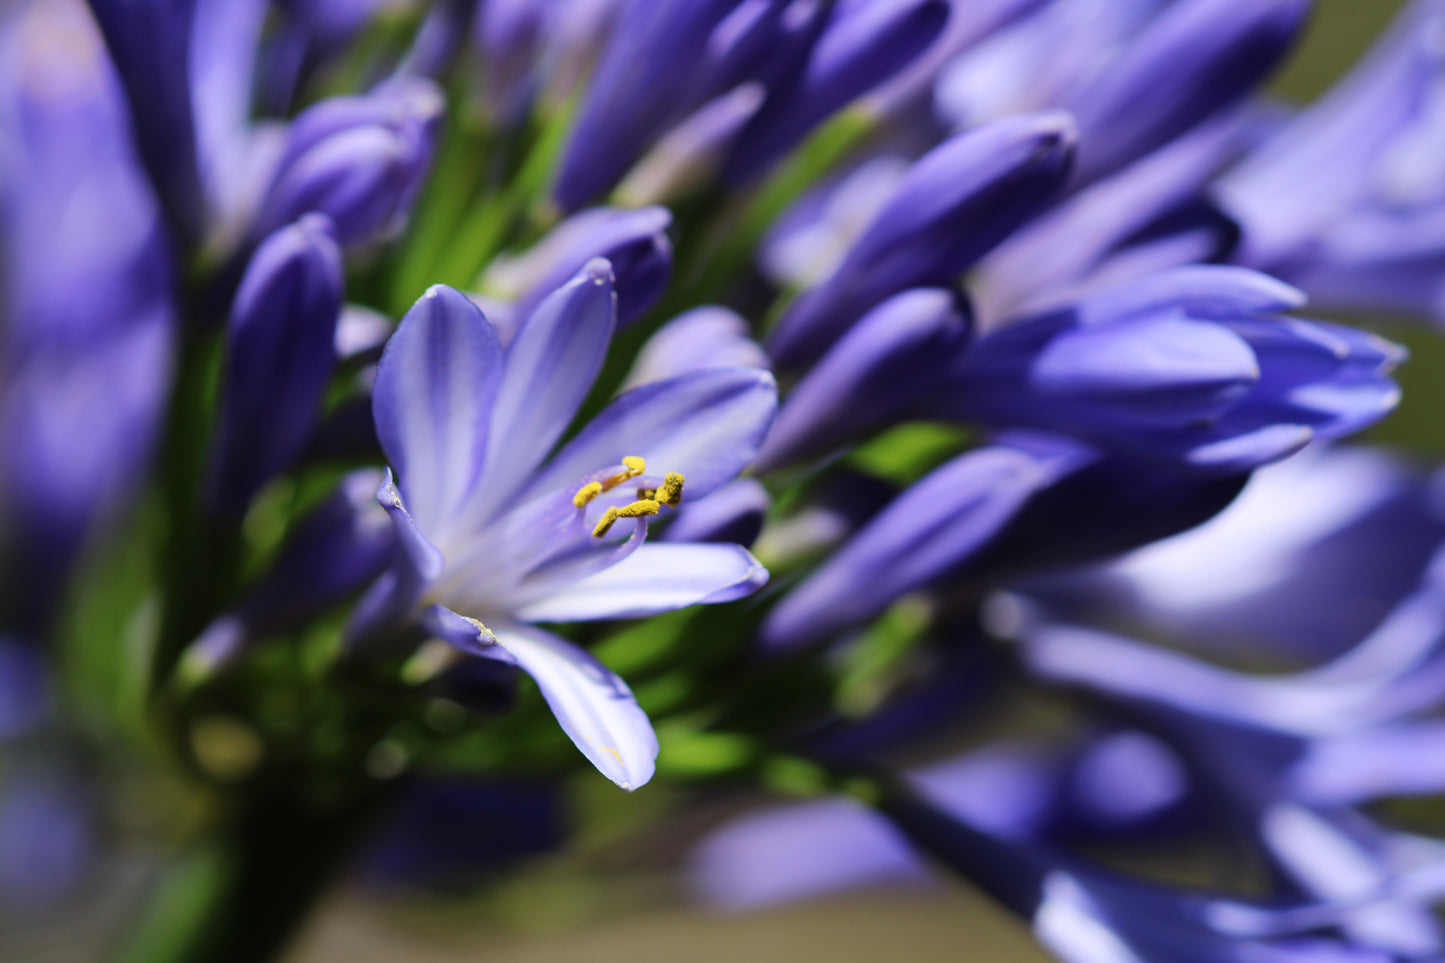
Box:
left=530, top=367, right=778, bottom=502
left=468, top=260, right=617, bottom=524
left=372, top=284, right=504, bottom=539
left=762, top=445, right=1079, bottom=651
left=492, top=621, right=658, bottom=791
left=346, top=471, right=444, bottom=648
left=515, top=543, right=768, bottom=623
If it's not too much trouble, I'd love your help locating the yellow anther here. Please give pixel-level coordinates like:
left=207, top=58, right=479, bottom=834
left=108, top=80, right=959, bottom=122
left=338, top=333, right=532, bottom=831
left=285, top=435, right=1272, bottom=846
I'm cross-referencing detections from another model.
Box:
left=592, top=499, right=661, bottom=538
left=572, top=481, right=604, bottom=508
left=621, top=455, right=646, bottom=477
left=655, top=472, right=685, bottom=507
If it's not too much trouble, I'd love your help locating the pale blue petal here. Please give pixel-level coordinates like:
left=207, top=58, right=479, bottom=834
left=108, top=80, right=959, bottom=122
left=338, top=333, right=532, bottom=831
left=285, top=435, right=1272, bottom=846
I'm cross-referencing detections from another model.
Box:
left=530, top=367, right=778, bottom=502
left=469, top=260, right=616, bottom=524
left=515, top=543, right=768, bottom=623
left=492, top=621, right=658, bottom=791
left=372, top=284, right=504, bottom=539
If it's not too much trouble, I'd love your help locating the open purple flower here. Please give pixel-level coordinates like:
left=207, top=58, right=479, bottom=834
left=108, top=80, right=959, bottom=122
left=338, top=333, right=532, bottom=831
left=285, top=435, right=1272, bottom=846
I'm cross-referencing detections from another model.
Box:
left=353, top=259, right=776, bottom=790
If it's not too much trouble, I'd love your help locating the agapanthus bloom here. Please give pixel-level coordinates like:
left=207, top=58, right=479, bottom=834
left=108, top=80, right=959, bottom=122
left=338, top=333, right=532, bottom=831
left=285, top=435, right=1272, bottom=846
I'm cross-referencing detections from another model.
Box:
left=354, top=261, right=774, bottom=788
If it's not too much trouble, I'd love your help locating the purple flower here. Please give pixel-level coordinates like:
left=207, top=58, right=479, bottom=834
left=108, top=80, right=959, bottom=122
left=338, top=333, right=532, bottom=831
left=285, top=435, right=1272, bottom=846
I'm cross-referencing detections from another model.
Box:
left=353, top=260, right=776, bottom=788
left=622, top=306, right=770, bottom=390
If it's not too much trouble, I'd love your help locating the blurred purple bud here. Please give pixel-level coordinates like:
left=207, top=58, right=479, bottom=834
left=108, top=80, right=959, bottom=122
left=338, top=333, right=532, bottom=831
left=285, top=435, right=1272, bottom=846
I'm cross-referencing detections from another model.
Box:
left=397, top=0, right=476, bottom=80
left=759, top=154, right=909, bottom=290
left=624, top=306, right=770, bottom=389
left=978, top=108, right=1253, bottom=320
left=1064, top=0, right=1311, bottom=182
left=485, top=207, right=673, bottom=330
left=184, top=469, right=394, bottom=678
left=0, top=639, right=48, bottom=739
left=207, top=215, right=344, bottom=518
left=256, top=77, right=444, bottom=246
left=85, top=0, right=205, bottom=240
left=940, top=267, right=1403, bottom=473
left=761, top=443, right=1082, bottom=650
left=723, top=0, right=950, bottom=184
left=554, top=0, right=744, bottom=210
left=616, top=84, right=766, bottom=206
left=755, top=289, right=970, bottom=472
left=663, top=478, right=771, bottom=546
left=768, top=112, right=1075, bottom=368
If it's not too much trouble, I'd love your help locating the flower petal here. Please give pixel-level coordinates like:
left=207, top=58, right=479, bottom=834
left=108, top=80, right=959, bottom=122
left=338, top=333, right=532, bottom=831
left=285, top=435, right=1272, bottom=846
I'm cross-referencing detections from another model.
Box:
left=762, top=444, right=1079, bottom=650
left=468, top=260, right=616, bottom=524
left=515, top=543, right=768, bottom=623
left=346, top=471, right=444, bottom=648
left=372, top=284, right=504, bottom=540
left=492, top=621, right=658, bottom=791
left=530, top=367, right=778, bottom=502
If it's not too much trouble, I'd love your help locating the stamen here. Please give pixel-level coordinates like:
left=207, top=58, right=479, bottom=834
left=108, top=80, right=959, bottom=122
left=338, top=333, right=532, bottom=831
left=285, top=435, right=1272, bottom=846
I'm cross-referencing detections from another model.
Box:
left=572, top=456, right=649, bottom=507
left=655, top=472, right=685, bottom=507
left=592, top=499, right=660, bottom=538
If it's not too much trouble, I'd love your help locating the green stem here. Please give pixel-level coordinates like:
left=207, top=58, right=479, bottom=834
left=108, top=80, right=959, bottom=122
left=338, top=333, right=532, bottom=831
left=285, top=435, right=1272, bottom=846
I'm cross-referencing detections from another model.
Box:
left=116, top=785, right=392, bottom=963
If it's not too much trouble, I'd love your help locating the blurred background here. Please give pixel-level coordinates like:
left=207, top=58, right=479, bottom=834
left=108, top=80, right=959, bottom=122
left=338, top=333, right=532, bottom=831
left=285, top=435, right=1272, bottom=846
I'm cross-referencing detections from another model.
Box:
left=0, top=1, right=1418, bottom=961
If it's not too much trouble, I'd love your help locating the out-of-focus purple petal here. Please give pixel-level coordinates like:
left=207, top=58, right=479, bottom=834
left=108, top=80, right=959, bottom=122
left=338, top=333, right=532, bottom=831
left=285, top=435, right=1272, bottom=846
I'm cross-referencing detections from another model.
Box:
left=530, top=367, right=777, bottom=503
left=256, top=77, right=443, bottom=246
left=762, top=444, right=1083, bottom=650
left=85, top=0, right=204, bottom=239
left=1024, top=446, right=1445, bottom=662
left=208, top=214, right=344, bottom=517
left=553, top=0, right=742, bottom=210
left=616, top=84, right=766, bottom=206
left=662, top=477, right=770, bottom=546
left=1221, top=0, right=1445, bottom=270
left=624, top=306, right=770, bottom=390
left=1063, top=0, right=1310, bottom=182
left=190, top=0, right=266, bottom=223
left=755, top=288, right=969, bottom=472
left=0, top=639, right=48, bottom=738
left=371, top=284, right=504, bottom=540
left=515, top=543, right=768, bottom=622
left=768, top=111, right=1075, bottom=368
left=723, top=0, right=950, bottom=183
left=485, top=207, right=673, bottom=330
left=0, top=775, right=93, bottom=909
